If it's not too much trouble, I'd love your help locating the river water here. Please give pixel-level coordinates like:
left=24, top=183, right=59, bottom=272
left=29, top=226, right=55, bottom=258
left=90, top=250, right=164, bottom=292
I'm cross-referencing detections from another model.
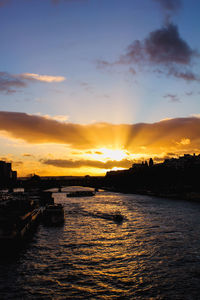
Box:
left=1, top=187, right=200, bottom=299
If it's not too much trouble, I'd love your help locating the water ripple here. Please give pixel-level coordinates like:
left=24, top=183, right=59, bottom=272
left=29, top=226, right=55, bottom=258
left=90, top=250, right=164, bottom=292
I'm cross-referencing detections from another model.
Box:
left=1, top=189, right=200, bottom=299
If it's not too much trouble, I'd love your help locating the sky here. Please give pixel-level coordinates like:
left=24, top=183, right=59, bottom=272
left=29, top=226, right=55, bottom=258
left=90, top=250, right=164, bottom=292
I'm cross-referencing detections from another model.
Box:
left=0, top=0, right=200, bottom=176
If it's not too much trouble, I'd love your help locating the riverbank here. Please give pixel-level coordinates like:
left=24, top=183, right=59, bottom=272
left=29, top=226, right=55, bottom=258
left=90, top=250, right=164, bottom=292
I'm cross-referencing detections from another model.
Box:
left=103, top=187, right=200, bottom=202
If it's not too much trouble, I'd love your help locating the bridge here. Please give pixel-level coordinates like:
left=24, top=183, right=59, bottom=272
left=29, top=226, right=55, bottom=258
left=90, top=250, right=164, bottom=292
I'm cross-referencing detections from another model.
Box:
left=17, top=176, right=106, bottom=191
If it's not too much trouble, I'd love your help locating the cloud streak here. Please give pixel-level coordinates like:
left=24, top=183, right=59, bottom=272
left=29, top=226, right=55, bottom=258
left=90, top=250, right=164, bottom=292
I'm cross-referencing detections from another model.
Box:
left=41, top=158, right=132, bottom=169
left=36, top=113, right=69, bottom=122
left=168, top=68, right=200, bottom=81
left=0, top=72, right=26, bottom=93
left=20, top=73, right=66, bottom=82
left=163, top=94, right=180, bottom=102
left=0, top=72, right=66, bottom=94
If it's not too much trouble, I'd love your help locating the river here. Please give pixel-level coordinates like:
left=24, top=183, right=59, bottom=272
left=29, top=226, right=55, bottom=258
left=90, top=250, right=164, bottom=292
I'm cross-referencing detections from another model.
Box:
left=1, top=187, right=200, bottom=299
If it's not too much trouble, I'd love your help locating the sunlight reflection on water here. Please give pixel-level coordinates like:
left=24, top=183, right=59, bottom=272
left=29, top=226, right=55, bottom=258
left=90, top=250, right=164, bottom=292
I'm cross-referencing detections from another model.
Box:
left=1, top=187, right=200, bottom=299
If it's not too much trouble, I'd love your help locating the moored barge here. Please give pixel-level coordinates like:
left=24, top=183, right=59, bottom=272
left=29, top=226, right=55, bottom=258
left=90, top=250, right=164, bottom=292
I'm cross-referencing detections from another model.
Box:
left=43, top=204, right=65, bottom=226
left=0, top=192, right=42, bottom=247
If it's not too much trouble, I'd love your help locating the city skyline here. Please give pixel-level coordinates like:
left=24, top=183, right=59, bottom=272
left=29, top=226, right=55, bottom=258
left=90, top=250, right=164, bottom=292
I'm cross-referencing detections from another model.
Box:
left=0, top=0, right=200, bottom=176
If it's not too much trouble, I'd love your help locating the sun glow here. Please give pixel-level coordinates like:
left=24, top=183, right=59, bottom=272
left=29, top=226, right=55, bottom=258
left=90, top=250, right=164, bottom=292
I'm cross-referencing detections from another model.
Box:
left=97, top=148, right=128, bottom=161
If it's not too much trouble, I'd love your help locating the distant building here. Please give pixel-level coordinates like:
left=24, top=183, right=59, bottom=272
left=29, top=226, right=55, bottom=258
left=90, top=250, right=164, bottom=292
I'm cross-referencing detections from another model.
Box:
left=106, top=153, right=200, bottom=179
left=149, top=158, right=154, bottom=167
left=129, top=160, right=148, bottom=171
left=164, top=154, right=200, bottom=169
left=12, top=171, right=17, bottom=181
left=0, top=160, right=17, bottom=186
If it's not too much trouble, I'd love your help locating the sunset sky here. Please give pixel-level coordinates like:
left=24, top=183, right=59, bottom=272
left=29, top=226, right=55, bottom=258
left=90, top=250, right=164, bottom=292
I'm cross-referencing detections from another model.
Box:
left=0, top=0, right=200, bottom=176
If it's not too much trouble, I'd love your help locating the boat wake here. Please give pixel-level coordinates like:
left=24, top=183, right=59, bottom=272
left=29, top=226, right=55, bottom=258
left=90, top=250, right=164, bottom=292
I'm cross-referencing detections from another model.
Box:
left=75, top=209, right=125, bottom=224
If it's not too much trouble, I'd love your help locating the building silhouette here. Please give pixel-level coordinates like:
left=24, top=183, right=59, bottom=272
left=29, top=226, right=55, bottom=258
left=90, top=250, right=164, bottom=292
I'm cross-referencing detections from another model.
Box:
left=0, top=160, right=17, bottom=187
left=105, top=154, right=200, bottom=196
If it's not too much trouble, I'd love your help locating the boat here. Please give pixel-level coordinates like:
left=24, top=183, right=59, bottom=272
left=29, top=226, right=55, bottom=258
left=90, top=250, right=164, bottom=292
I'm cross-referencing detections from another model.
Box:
left=0, top=193, right=42, bottom=246
left=86, top=210, right=124, bottom=223
left=67, top=190, right=95, bottom=197
left=43, top=204, right=64, bottom=225
left=112, top=212, right=124, bottom=223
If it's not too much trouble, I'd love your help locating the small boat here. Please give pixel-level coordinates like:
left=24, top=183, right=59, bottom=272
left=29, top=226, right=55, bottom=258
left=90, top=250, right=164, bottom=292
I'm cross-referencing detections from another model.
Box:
left=86, top=210, right=124, bottom=223
left=112, top=212, right=124, bottom=223
left=43, top=204, right=64, bottom=225
left=67, top=191, right=95, bottom=197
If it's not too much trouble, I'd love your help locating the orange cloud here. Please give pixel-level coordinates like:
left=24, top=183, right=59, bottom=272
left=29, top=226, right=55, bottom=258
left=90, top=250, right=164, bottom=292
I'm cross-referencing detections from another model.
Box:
left=36, top=113, right=69, bottom=122
left=0, top=111, right=200, bottom=155
left=20, top=73, right=66, bottom=82
left=176, top=138, right=191, bottom=146
left=41, top=158, right=132, bottom=169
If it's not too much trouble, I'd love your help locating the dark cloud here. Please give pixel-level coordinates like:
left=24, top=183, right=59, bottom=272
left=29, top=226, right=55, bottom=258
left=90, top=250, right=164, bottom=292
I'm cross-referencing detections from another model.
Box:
left=0, top=71, right=66, bottom=94
left=121, top=23, right=196, bottom=66
left=153, top=0, right=182, bottom=24
left=0, top=72, right=26, bottom=94
left=163, top=94, right=180, bottom=102
left=100, top=23, right=199, bottom=82
left=153, top=152, right=178, bottom=163
left=1, top=111, right=200, bottom=155
left=154, top=0, right=182, bottom=13
left=145, top=23, right=195, bottom=65
left=153, top=156, right=168, bottom=163
left=41, top=158, right=132, bottom=169
left=166, top=152, right=177, bottom=156
left=168, top=68, right=200, bottom=81
left=154, top=68, right=199, bottom=82
left=94, top=151, right=103, bottom=155
left=96, top=59, right=113, bottom=70
left=129, top=67, right=137, bottom=75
